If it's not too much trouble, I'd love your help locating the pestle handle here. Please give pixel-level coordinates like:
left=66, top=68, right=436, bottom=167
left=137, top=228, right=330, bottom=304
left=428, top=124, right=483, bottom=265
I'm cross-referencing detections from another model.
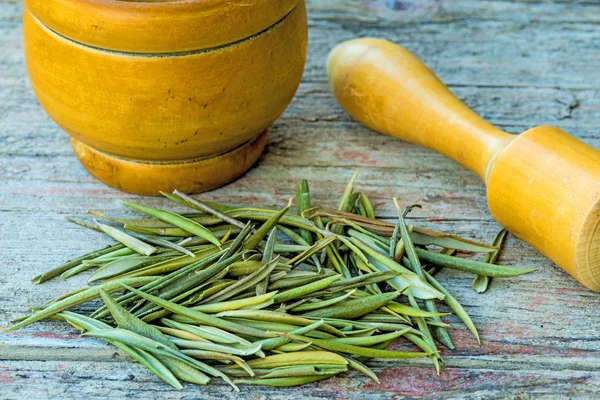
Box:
left=327, top=38, right=513, bottom=182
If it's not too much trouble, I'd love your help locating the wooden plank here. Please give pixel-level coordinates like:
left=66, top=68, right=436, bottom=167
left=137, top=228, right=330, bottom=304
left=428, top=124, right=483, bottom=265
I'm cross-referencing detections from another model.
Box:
left=0, top=357, right=600, bottom=399
left=1, top=0, right=599, bottom=398
left=0, top=360, right=599, bottom=399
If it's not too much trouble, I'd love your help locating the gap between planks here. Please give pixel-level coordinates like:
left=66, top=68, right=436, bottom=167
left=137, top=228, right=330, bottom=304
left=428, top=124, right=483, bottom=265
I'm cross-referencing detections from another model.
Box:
left=1, top=341, right=599, bottom=373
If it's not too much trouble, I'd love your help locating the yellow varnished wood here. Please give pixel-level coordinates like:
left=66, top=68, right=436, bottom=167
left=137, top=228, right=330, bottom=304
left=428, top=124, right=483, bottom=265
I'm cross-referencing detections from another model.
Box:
left=71, top=131, right=269, bottom=196
left=24, top=4, right=306, bottom=161
left=23, top=0, right=299, bottom=53
left=328, top=38, right=600, bottom=291
left=487, top=126, right=600, bottom=290
left=23, top=0, right=307, bottom=194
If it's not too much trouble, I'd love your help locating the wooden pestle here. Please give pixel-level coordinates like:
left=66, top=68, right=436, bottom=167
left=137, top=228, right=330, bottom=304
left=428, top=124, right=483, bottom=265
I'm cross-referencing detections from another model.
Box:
left=327, top=38, right=600, bottom=291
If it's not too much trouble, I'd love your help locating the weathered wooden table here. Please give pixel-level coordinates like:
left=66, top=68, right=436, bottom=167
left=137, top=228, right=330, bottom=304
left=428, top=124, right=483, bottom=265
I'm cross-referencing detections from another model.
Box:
left=1, top=0, right=599, bottom=398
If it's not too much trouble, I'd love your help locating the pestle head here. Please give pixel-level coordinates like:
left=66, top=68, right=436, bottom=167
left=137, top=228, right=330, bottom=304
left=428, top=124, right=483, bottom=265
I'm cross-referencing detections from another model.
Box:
left=487, top=126, right=600, bottom=291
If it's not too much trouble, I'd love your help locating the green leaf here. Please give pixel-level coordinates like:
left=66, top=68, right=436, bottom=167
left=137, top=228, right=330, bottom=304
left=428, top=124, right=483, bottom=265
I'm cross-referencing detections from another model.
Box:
left=191, top=292, right=278, bottom=314
left=122, top=201, right=221, bottom=248
left=302, top=291, right=401, bottom=320
left=158, top=357, right=210, bottom=385
left=96, top=222, right=157, bottom=256
left=5, top=277, right=158, bottom=331
left=329, top=328, right=410, bottom=346
left=242, top=200, right=292, bottom=251
left=98, top=289, right=176, bottom=349
left=425, top=271, right=481, bottom=344
left=214, top=310, right=344, bottom=338
left=257, top=320, right=325, bottom=351
left=290, top=289, right=357, bottom=312
left=120, top=284, right=273, bottom=339
left=416, top=248, right=535, bottom=277
left=472, top=275, right=490, bottom=294
left=55, top=312, right=184, bottom=389
left=273, top=274, right=341, bottom=304
left=277, top=333, right=431, bottom=359
left=89, top=255, right=171, bottom=283
left=31, top=244, right=125, bottom=284
left=345, top=357, right=379, bottom=383
left=411, top=229, right=497, bottom=253
left=170, top=338, right=263, bottom=357
left=473, top=229, right=509, bottom=293
left=84, top=328, right=238, bottom=391
left=161, top=319, right=251, bottom=346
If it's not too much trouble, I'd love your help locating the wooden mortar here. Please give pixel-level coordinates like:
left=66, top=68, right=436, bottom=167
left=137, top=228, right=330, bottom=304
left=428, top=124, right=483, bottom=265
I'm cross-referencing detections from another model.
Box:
left=328, top=38, right=600, bottom=292
left=23, top=0, right=307, bottom=195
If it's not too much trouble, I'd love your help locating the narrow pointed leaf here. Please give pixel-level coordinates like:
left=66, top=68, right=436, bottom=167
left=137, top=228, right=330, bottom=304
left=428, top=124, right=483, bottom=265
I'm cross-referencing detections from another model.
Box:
left=425, top=271, right=481, bottom=344
left=31, top=244, right=125, bottom=284
left=121, top=284, right=274, bottom=339
left=416, top=248, right=535, bottom=277
left=99, top=289, right=176, bottom=349
left=242, top=200, right=292, bottom=251
left=346, top=357, right=379, bottom=383
left=273, top=274, right=341, bottom=304
left=84, top=328, right=238, bottom=390
left=122, top=201, right=221, bottom=248
left=290, top=289, right=357, bottom=313
left=278, top=333, right=431, bottom=359
left=6, top=277, right=158, bottom=331
left=302, top=291, right=401, bottom=319
left=96, top=222, right=157, bottom=256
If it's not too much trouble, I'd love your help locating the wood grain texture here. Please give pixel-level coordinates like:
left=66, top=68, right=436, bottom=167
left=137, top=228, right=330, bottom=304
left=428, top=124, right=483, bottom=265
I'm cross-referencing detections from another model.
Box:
left=1, top=0, right=599, bottom=398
